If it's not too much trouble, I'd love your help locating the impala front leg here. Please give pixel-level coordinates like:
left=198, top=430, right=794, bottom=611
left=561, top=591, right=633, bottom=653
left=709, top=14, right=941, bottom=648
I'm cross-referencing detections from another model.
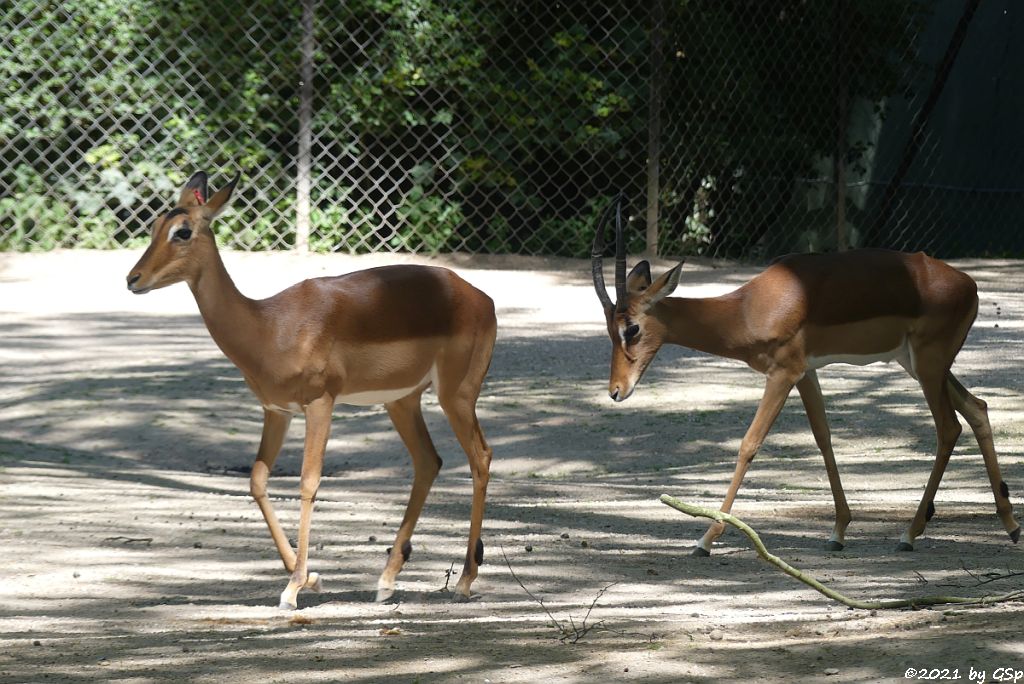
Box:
left=279, top=395, right=333, bottom=610
left=694, top=371, right=796, bottom=556
left=251, top=409, right=298, bottom=572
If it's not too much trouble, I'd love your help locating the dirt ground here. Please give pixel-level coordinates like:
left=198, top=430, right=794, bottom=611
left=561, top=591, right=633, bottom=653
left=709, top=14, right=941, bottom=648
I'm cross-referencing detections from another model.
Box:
left=1, top=249, right=1023, bottom=683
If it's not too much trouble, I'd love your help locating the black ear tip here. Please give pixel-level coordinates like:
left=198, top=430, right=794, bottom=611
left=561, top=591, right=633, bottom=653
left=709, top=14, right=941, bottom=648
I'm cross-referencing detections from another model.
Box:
left=186, top=171, right=208, bottom=187
left=628, top=260, right=652, bottom=280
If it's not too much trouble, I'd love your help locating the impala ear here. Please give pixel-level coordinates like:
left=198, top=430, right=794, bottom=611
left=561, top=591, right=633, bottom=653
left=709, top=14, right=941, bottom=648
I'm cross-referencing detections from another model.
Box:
left=178, top=171, right=209, bottom=208
left=627, top=260, right=653, bottom=293
left=641, top=260, right=685, bottom=311
left=204, top=173, right=240, bottom=218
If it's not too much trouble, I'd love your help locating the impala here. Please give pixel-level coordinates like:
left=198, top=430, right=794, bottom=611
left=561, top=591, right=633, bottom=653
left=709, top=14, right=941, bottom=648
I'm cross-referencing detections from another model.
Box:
left=127, top=171, right=496, bottom=608
left=591, top=197, right=1019, bottom=555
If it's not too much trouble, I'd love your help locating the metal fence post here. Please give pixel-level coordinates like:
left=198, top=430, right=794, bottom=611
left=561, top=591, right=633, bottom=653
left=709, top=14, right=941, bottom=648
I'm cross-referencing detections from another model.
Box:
left=834, top=0, right=849, bottom=251
left=295, top=0, right=315, bottom=253
left=645, top=0, right=664, bottom=257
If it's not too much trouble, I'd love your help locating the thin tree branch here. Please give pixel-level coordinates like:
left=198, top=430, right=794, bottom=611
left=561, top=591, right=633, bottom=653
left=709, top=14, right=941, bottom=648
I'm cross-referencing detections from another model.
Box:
left=937, top=561, right=1024, bottom=589
left=500, top=547, right=618, bottom=643
left=500, top=546, right=565, bottom=634
left=660, top=495, right=1024, bottom=610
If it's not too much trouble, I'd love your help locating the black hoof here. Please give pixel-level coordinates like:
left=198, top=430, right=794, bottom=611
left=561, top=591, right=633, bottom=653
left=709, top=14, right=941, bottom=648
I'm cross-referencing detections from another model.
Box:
left=691, top=547, right=711, bottom=557
left=1010, top=527, right=1020, bottom=544
left=825, top=540, right=844, bottom=552
left=895, top=541, right=914, bottom=552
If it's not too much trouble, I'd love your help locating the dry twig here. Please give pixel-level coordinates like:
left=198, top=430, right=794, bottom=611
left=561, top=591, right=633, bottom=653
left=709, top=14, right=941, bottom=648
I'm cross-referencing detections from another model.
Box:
left=660, top=495, right=1024, bottom=610
left=500, top=546, right=617, bottom=643
left=439, top=561, right=457, bottom=593
left=935, top=560, right=1024, bottom=589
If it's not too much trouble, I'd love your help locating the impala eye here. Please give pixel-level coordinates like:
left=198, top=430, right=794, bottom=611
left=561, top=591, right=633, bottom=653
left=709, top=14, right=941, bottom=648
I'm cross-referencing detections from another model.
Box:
left=173, top=225, right=192, bottom=241
left=624, top=324, right=640, bottom=343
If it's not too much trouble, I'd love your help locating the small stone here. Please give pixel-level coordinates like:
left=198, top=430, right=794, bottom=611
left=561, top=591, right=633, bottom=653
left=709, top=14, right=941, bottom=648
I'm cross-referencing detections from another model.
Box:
left=368, top=535, right=377, bottom=542
left=73, top=571, right=80, bottom=579
left=193, top=542, right=202, bottom=548
left=709, top=630, right=723, bottom=641
left=525, top=544, right=533, bottom=552
left=33, top=640, right=41, bottom=647
left=580, top=540, right=589, bottom=548
left=824, top=668, right=839, bottom=676
left=560, top=533, right=570, bottom=539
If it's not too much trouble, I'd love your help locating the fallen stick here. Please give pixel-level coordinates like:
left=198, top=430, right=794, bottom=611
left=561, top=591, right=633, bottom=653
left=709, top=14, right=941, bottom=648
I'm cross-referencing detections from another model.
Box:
left=659, top=494, right=1024, bottom=610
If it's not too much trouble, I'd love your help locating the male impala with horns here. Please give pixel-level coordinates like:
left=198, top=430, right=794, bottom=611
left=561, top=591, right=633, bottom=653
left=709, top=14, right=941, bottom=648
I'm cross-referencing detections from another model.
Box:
left=590, top=196, right=1018, bottom=556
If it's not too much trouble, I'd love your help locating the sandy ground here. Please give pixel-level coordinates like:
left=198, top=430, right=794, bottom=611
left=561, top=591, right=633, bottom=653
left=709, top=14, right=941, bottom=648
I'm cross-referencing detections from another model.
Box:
left=1, top=249, right=1023, bottom=683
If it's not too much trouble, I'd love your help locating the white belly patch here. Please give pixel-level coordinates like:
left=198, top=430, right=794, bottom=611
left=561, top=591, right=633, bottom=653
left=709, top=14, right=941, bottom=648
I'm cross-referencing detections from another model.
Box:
left=335, top=385, right=420, bottom=406
left=336, top=364, right=438, bottom=407
left=264, top=401, right=302, bottom=414
left=807, top=339, right=912, bottom=372
left=262, top=366, right=438, bottom=411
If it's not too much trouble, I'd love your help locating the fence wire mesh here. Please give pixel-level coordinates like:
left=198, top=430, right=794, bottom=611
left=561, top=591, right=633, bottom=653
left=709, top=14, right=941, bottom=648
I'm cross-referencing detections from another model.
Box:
left=2, top=0, right=1023, bottom=259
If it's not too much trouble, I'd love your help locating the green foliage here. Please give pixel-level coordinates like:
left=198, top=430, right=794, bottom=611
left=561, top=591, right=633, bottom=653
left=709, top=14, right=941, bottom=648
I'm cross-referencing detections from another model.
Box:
left=308, top=191, right=383, bottom=254
left=392, top=186, right=463, bottom=253
left=2, top=0, right=929, bottom=255
left=528, top=195, right=643, bottom=257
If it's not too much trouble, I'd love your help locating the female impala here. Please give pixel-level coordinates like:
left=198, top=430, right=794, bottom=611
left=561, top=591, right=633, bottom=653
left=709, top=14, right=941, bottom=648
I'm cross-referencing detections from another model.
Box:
left=127, top=171, right=496, bottom=608
left=591, top=198, right=1019, bottom=555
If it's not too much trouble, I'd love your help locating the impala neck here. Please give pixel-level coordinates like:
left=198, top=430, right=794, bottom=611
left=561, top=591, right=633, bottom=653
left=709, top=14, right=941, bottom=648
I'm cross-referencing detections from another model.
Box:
left=188, top=245, right=264, bottom=372
left=655, top=294, right=748, bottom=362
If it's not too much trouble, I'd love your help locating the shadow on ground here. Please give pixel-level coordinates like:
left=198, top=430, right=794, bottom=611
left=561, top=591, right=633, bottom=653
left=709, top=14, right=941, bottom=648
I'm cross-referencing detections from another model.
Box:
left=1, top=255, right=1023, bottom=682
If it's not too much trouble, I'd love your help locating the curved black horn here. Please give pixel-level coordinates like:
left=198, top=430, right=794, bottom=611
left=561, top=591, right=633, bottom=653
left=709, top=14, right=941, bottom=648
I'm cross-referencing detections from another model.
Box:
left=590, top=195, right=620, bottom=312
left=613, top=195, right=627, bottom=312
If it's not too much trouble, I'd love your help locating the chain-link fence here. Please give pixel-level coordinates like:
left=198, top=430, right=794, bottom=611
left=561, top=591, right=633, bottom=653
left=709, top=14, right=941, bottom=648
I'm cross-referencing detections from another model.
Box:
left=3, top=1, right=1023, bottom=259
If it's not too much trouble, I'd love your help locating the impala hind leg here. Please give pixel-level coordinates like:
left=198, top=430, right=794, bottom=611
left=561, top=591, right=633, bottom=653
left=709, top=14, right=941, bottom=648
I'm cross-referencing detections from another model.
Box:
left=796, top=371, right=851, bottom=551
left=376, top=391, right=443, bottom=602
left=436, top=331, right=495, bottom=601
left=898, top=365, right=961, bottom=552
left=946, top=373, right=1020, bottom=542
left=278, top=396, right=333, bottom=610
left=440, top=395, right=492, bottom=601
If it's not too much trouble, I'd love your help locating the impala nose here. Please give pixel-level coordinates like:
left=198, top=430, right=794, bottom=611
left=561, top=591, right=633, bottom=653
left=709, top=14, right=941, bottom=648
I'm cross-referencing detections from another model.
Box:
left=126, top=273, right=141, bottom=290
left=610, top=387, right=621, bottom=402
